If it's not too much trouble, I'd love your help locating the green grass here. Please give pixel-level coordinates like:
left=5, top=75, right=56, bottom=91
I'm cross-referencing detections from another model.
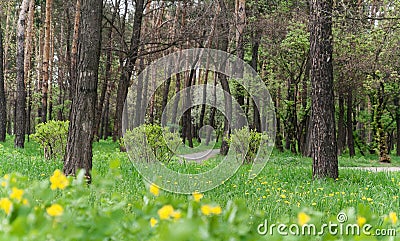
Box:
left=0, top=135, right=400, bottom=240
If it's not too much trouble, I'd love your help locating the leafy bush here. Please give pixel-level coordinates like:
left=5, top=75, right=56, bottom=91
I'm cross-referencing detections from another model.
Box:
left=123, top=124, right=181, bottom=163
left=229, top=127, right=269, bottom=164
left=30, top=120, right=69, bottom=159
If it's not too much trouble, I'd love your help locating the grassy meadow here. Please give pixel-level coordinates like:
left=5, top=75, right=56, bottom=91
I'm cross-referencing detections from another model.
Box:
left=0, top=136, right=399, bottom=240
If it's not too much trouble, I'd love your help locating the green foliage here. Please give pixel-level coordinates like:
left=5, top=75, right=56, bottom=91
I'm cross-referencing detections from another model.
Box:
left=30, top=120, right=69, bottom=160
left=229, top=127, right=269, bottom=164
left=123, top=124, right=181, bottom=163
left=0, top=138, right=400, bottom=240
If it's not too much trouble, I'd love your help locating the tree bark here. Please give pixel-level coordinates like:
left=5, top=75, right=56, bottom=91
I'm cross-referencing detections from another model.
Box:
left=310, top=0, right=338, bottom=179
left=395, top=96, right=400, bottom=156
left=285, top=78, right=297, bottom=153
left=171, top=73, right=181, bottom=132
left=41, top=0, right=52, bottom=123
left=70, top=0, right=81, bottom=100
left=251, top=30, right=261, bottom=132
left=234, top=0, right=246, bottom=128
left=94, top=0, right=119, bottom=138
left=0, top=16, right=6, bottom=142
left=24, top=0, right=35, bottom=137
left=113, top=0, right=144, bottom=141
left=15, top=0, right=30, bottom=148
left=337, top=90, right=346, bottom=155
left=133, top=55, right=145, bottom=127
left=346, top=89, right=355, bottom=157
left=218, top=0, right=232, bottom=156
left=375, top=81, right=390, bottom=162
left=64, top=0, right=103, bottom=180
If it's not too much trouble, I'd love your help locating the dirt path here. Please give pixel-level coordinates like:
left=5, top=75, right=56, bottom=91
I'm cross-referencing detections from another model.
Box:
left=179, top=149, right=220, bottom=163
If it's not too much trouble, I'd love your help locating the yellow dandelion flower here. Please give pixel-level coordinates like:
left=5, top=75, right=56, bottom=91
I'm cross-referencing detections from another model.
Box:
left=50, top=170, right=69, bottom=190
left=367, top=198, right=373, bottom=202
left=171, top=211, right=182, bottom=220
left=357, top=216, right=366, bottom=227
left=389, top=212, right=398, bottom=225
left=193, top=192, right=203, bottom=202
left=1, top=181, right=6, bottom=187
left=22, top=199, right=29, bottom=205
left=298, top=212, right=310, bottom=226
left=149, top=183, right=160, bottom=196
left=150, top=217, right=158, bottom=227
left=46, top=204, right=64, bottom=217
left=201, top=205, right=212, bottom=216
left=201, top=205, right=222, bottom=215
left=10, top=187, right=24, bottom=202
left=158, top=205, right=174, bottom=220
left=3, top=174, right=9, bottom=180
left=0, top=198, right=12, bottom=215
left=361, top=196, right=366, bottom=200
left=328, top=193, right=334, bottom=197
left=312, top=202, right=317, bottom=206
left=280, top=194, right=286, bottom=199
left=211, top=206, right=222, bottom=215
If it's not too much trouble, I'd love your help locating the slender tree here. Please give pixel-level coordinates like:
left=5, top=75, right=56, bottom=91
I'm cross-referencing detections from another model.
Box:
left=64, top=0, right=103, bottom=180
left=70, top=0, right=80, bottom=99
left=395, top=95, right=400, bottom=156
left=15, top=0, right=30, bottom=148
left=113, top=0, right=145, bottom=141
left=217, top=0, right=232, bottom=155
left=41, top=0, right=52, bottom=123
left=24, top=0, right=35, bottom=137
left=0, top=10, right=6, bottom=142
left=309, top=0, right=338, bottom=179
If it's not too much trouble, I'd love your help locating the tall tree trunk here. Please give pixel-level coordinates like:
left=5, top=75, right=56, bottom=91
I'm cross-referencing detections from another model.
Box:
left=375, top=81, right=390, bottom=162
left=218, top=0, right=231, bottom=155
left=41, top=0, right=52, bottom=123
left=0, top=16, right=6, bottom=142
left=48, top=28, right=54, bottom=121
left=251, top=30, right=261, bottom=132
left=94, top=0, right=119, bottom=138
left=199, top=70, right=209, bottom=129
left=206, top=74, right=218, bottom=145
left=395, top=96, right=400, bottom=156
left=161, top=75, right=171, bottom=126
left=171, top=73, right=181, bottom=132
left=113, top=0, right=144, bottom=141
left=133, top=55, right=145, bottom=127
left=24, top=0, right=35, bottom=138
left=4, top=2, right=12, bottom=136
left=234, top=0, right=246, bottom=128
left=64, top=0, right=103, bottom=180
left=285, top=78, right=297, bottom=153
left=310, top=0, right=338, bottom=179
left=337, top=90, right=346, bottom=155
left=274, top=94, right=284, bottom=152
left=15, top=0, right=30, bottom=148
left=347, top=89, right=355, bottom=157
left=70, top=0, right=81, bottom=99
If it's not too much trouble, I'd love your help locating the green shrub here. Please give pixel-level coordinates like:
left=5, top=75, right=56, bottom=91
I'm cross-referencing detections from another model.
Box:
left=229, top=127, right=269, bottom=164
left=123, top=124, right=181, bottom=163
left=30, top=120, right=69, bottom=160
